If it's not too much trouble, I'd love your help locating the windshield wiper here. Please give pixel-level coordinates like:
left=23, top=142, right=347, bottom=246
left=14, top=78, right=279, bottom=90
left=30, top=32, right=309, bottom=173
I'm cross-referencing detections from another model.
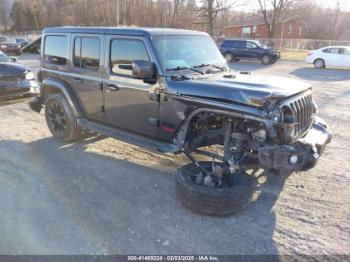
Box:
left=166, top=66, right=204, bottom=74
left=193, top=63, right=226, bottom=71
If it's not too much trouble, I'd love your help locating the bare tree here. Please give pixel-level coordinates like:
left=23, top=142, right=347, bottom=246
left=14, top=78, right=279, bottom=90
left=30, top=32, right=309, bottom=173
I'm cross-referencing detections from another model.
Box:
left=0, top=0, right=11, bottom=32
left=257, top=0, right=296, bottom=38
left=196, top=0, right=239, bottom=36
left=170, top=0, right=186, bottom=27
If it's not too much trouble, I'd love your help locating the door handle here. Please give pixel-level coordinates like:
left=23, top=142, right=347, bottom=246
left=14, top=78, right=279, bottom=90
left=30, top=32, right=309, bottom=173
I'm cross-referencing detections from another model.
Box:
left=105, top=83, right=119, bottom=91
left=74, top=78, right=84, bottom=84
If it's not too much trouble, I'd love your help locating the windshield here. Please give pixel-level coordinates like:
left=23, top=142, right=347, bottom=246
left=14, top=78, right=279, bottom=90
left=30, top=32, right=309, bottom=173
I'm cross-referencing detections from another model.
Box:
left=152, top=35, right=226, bottom=72
left=0, top=51, right=10, bottom=62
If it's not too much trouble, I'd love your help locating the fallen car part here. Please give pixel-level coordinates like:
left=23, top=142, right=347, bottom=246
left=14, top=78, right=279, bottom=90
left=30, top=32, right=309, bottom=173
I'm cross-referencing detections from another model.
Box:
left=175, top=162, right=256, bottom=216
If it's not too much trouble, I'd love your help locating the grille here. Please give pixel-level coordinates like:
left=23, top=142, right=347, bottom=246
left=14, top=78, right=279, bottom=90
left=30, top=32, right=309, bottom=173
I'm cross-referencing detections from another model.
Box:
left=281, top=91, right=314, bottom=138
left=289, top=94, right=313, bottom=136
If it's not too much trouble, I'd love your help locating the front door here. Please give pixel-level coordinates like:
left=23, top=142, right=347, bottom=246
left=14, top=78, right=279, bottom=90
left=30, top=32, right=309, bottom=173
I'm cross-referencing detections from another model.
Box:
left=244, top=41, right=259, bottom=59
left=339, top=48, right=350, bottom=68
left=69, top=34, right=105, bottom=120
left=103, top=36, right=159, bottom=137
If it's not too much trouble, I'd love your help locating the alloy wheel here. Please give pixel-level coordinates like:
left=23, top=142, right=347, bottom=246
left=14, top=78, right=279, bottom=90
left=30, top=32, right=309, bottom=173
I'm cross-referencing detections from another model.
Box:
left=47, top=102, right=67, bottom=134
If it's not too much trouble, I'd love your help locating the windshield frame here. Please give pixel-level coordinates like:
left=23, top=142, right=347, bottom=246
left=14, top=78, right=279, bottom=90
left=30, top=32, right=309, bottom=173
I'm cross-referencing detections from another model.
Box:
left=151, top=34, right=226, bottom=76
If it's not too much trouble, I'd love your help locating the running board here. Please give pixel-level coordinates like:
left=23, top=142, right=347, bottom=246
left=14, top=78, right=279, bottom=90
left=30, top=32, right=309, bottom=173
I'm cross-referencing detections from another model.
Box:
left=77, top=119, right=181, bottom=154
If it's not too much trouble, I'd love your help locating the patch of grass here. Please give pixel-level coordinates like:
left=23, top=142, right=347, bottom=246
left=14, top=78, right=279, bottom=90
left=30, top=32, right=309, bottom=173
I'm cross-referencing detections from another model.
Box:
left=280, top=49, right=309, bottom=61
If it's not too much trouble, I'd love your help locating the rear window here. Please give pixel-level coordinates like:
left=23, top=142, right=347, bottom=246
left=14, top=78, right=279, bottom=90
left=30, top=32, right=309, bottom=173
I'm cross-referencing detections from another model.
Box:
left=74, top=37, right=100, bottom=70
left=322, top=48, right=340, bottom=54
left=221, top=41, right=244, bottom=48
left=221, top=41, right=232, bottom=48
left=44, top=35, right=67, bottom=65
left=234, top=41, right=245, bottom=48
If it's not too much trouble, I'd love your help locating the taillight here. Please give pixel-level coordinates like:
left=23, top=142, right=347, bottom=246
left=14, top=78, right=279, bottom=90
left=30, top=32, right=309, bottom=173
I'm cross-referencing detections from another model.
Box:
left=307, top=52, right=314, bottom=56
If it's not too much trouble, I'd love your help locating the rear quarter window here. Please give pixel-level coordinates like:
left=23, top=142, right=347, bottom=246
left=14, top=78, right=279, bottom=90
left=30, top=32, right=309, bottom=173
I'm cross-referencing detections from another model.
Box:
left=221, top=41, right=232, bottom=48
left=44, top=35, right=68, bottom=66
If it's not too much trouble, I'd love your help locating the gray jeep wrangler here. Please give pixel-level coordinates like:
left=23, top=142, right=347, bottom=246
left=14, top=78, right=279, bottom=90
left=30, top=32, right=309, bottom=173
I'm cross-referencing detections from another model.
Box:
left=30, top=27, right=331, bottom=216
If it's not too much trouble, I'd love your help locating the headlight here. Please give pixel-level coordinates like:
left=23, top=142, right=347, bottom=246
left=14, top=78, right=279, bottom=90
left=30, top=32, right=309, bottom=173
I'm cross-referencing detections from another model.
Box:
left=25, top=71, right=35, bottom=80
left=270, top=108, right=283, bottom=124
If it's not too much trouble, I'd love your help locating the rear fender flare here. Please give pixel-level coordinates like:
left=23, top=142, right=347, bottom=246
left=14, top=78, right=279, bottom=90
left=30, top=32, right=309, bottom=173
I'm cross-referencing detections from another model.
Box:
left=42, top=78, right=83, bottom=118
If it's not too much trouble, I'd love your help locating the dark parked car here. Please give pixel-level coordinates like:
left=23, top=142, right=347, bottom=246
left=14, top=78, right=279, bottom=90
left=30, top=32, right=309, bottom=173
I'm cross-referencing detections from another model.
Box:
left=0, top=51, right=40, bottom=101
left=0, top=36, right=22, bottom=55
left=30, top=27, right=331, bottom=216
left=219, top=39, right=280, bottom=64
left=15, top=38, right=31, bottom=48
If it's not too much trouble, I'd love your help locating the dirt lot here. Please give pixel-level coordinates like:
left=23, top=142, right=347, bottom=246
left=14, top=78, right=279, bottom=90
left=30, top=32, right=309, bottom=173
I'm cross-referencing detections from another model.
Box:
left=0, top=54, right=349, bottom=255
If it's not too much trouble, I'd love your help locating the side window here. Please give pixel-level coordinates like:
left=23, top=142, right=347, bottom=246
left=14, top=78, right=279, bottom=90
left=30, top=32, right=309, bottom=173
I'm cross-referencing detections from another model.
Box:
left=246, top=42, right=257, bottom=49
left=235, top=41, right=245, bottom=49
left=230, top=41, right=237, bottom=48
left=322, top=48, right=330, bottom=53
left=44, top=35, right=67, bottom=65
left=344, top=48, right=350, bottom=55
left=329, top=48, right=340, bottom=54
left=74, top=37, right=100, bottom=70
left=110, top=39, right=149, bottom=76
left=221, top=41, right=231, bottom=48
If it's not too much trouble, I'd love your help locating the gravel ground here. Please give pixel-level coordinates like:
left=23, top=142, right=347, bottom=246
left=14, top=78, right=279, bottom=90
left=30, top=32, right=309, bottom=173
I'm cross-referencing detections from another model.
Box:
left=0, top=54, right=349, bottom=255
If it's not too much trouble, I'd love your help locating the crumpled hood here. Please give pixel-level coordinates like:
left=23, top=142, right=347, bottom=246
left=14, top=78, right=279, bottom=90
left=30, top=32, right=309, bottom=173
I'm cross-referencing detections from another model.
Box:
left=167, top=72, right=311, bottom=107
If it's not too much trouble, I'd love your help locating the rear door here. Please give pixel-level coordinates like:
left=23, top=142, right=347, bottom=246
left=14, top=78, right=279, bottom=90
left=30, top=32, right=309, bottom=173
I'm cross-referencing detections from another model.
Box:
left=232, top=41, right=246, bottom=58
left=324, top=48, right=340, bottom=67
left=68, top=34, right=105, bottom=121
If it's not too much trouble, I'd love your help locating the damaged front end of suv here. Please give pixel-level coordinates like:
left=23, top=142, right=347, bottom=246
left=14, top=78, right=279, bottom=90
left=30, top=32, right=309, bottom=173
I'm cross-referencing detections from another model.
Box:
left=163, top=71, right=331, bottom=190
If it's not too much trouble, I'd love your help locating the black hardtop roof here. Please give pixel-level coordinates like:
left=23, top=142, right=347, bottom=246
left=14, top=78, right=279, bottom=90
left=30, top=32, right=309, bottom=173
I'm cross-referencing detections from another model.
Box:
left=43, top=27, right=208, bottom=37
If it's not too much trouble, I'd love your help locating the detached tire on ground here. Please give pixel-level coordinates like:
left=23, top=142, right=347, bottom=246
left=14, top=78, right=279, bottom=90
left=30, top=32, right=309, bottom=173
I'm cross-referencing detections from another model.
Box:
left=175, top=162, right=256, bottom=217
left=45, top=93, right=82, bottom=142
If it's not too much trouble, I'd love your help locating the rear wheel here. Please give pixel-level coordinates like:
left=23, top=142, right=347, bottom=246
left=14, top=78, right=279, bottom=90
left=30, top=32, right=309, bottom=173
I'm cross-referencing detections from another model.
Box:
left=45, top=93, right=82, bottom=142
left=314, top=58, right=325, bottom=69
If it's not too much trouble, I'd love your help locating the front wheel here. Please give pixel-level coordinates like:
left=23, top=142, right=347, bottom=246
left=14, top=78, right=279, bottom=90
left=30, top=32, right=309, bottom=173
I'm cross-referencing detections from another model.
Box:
left=45, top=93, right=82, bottom=142
left=261, top=55, right=271, bottom=65
left=224, top=53, right=233, bottom=63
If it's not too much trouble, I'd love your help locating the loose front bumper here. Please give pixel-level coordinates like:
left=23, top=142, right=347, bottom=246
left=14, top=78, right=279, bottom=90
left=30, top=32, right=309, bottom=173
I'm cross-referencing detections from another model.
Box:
left=258, top=117, right=332, bottom=171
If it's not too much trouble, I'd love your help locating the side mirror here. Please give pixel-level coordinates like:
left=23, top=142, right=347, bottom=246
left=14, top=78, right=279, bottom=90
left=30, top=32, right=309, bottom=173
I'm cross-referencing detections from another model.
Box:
left=132, top=60, right=154, bottom=80
left=11, top=57, right=17, bottom=62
